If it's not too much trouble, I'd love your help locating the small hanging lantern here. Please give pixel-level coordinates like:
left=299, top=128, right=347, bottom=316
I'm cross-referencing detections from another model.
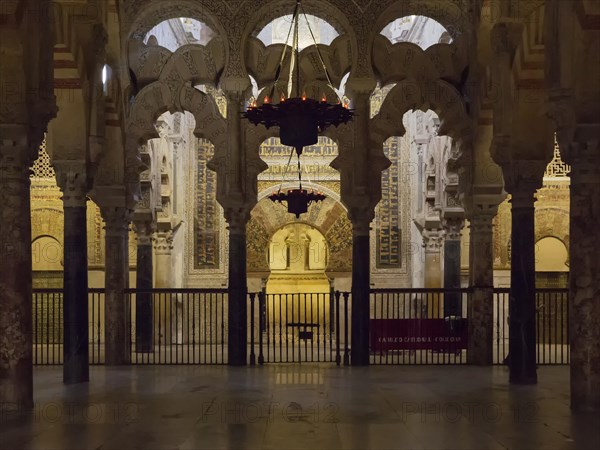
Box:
left=268, top=149, right=326, bottom=218
left=269, top=188, right=326, bottom=218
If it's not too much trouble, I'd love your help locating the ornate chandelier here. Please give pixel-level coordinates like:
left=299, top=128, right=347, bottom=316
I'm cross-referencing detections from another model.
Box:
left=269, top=187, right=326, bottom=218
left=243, top=0, right=353, bottom=156
left=269, top=150, right=326, bottom=218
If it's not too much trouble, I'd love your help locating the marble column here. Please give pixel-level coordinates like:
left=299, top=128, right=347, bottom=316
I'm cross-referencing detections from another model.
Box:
left=423, top=229, right=443, bottom=318
left=443, top=218, right=464, bottom=317
left=133, top=221, right=154, bottom=353
left=101, top=207, right=131, bottom=365
left=153, top=231, right=173, bottom=288
left=153, top=231, right=175, bottom=343
left=564, top=132, right=600, bottom=411
left=350, top=217, right=371, bottom=366
left=59, top=170, right=89, bottom=383
left=227, top=213, right=248, bottom=366
left=467, top=210, right=496, bottom=365
left=508, top=188, right=538, bottom=384
left=0, top=129, right=35, bottom=409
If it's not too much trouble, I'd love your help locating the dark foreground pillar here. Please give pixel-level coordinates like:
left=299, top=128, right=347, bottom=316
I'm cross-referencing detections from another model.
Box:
left=565, top=130, right=600, bottom=411
left=468, top=207, right=496, bottom=366
left=351, top=219, right=370, bottom=366
left=227, top=215, right=248, bottom=366
left=509, top=190, right=537, bottom=384
left=61, top=176, right=89, bottom=383
left=443, top=218, right=463, bottom=317
left=0, top=129, right=35, bottom=409
left=102, top=207, right=131, bottom=365
left=134, top=221, right=154, bottom=353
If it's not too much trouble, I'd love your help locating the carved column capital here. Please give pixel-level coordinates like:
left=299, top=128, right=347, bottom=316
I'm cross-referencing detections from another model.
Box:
left=348, top=206, right=375, bottom=237
left=469, top=212, right=495, bottom=235
left=423, top=228, right=444, bottom=252
left=443, top=217, right=465, bottom=241
left=101, top=207, right=131, bottom=237
left=133, top=220, right=156, bottom=246
left=224, top=207, right=251, bottom=235
left=500, top=159, right=547, bottom=204
left=153, top=231, right=174, bottom=255
left=54, top=161, right=89, bottom=208
left=465, top=194, right=502, bottom=219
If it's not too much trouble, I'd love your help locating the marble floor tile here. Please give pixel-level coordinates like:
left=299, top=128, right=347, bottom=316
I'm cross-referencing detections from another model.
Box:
left=0, top=365, right=597, bottom=450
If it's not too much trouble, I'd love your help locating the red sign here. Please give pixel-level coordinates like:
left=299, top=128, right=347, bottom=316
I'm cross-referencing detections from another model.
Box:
left=370, top=319, right=468, bottom=351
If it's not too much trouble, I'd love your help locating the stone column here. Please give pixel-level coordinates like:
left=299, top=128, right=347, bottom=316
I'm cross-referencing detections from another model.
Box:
left=101, top=207, right=131, bottom=365
left=334, top=79, right=379, bottom=366
left=133, top=220, right=154, bottom=352
left=153, top=231, right=173, bottom=288
left=0, top=128, right=35, bottom=408
left=423, top=229, right=443, bottom=318
left=350, top=214, right=372, bottom=366
left=505, top=163, right=544, bottom=384
left=467, top=207, right=497, bottom=365
left=443, top=218, right=464, bottom=317
left=57, top=167, right=89, bottom=383
left=563, top=129, right=600, bottom=411
left=226, top=211, right=249, bottom=366
left=153, top=231, right=175, bottom=343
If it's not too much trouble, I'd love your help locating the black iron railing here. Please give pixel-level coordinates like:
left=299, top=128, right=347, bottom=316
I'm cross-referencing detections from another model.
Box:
left=249, top=291, right=349, bottom=364
left=370, top=288, right=471, bottom=365
left=125, top=289, right=228, bottom=365
left=31, top=287, right=569, bottom=366
left=493, top=288, right=569, bottom=365
left=33, top=288, right=227, bottom=365
left=33, top=289, right=105, bottom=365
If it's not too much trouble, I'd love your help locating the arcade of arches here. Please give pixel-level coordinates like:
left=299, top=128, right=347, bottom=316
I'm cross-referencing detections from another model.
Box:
left=1, top=0, right=599, bottom=424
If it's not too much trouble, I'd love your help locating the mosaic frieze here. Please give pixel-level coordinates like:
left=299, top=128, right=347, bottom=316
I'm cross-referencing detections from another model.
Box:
left=376, top=137, right=402, bottom=268
left=259, top=137, right=338, bottom=158
left=324, top=213, right=353, bottom=272
left=194, top=139, right=219, bottom=269
left=246, top=216, right=270, bottom=272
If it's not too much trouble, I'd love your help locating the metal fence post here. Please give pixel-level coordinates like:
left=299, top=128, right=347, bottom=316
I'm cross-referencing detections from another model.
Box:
left=343, top=292, right=350, bottom=366
left=258, top=291, right=265, bottom=365
left=249, top=293, right=256, bottom=366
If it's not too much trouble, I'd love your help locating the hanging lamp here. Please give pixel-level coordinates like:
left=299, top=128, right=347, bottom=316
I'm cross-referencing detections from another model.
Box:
left=269, top=149, right=326, bottom=218
left=243, top=0, right=353, bottom=156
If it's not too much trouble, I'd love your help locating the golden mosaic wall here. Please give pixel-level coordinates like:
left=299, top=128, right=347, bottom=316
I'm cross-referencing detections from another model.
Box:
left=493, top=183, right=570, bottom=269
left=249, top=137, right=351, bottom=274
left=30, top=140, right=136, bottom=288
left=247, top=197, right=352, bottom=273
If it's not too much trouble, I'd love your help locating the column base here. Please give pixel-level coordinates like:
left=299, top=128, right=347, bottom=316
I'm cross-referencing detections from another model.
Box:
left=467, top=287, right=493, bottom=366
left=63, top=360, right=90, bottom=383
left=509, top=374, right=538, bottom=385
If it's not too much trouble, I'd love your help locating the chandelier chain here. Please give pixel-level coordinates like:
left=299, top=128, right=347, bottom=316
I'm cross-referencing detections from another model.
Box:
left=300, top=6, right=342, bottom=103
left=277, top=146, right=296, bottom=194
left=271, top=2, right=298, bottom=100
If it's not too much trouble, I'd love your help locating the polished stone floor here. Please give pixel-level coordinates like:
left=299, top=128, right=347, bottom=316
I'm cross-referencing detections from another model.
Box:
left=0, top=365, right=598, bottom=450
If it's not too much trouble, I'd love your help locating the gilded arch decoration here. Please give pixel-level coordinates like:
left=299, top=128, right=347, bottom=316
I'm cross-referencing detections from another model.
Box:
left=247, top=194, right=351, bottom=273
